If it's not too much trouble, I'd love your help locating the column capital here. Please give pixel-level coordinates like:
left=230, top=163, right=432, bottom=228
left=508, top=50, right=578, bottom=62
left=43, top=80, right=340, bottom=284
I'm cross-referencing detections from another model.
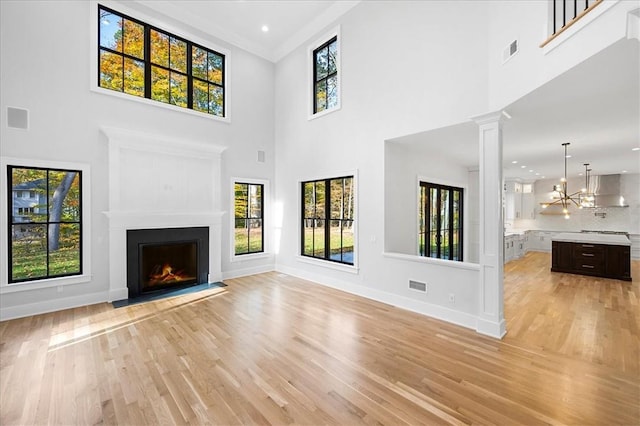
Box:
left=471, top=110, right=508, bottom=126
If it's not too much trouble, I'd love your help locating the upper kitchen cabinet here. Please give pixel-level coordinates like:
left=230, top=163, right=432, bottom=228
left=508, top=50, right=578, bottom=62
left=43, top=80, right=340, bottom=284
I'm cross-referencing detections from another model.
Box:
left=505, top=180, right=535, bottom=222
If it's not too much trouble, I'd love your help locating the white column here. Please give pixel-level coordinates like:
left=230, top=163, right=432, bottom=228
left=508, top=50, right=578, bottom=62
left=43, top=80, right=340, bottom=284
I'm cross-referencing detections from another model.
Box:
left=473, top=111, right=506, bottom=338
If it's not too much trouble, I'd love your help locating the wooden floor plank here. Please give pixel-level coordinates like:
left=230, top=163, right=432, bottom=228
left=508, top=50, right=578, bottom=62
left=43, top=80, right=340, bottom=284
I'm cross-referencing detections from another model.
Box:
left=1, top=255, right=639, bottom=425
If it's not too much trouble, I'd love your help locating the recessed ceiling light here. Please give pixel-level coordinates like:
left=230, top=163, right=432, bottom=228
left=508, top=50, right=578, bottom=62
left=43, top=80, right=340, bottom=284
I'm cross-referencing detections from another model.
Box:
left=578, top=173, right=583, bottom=176
left=529, top=170, right=533, bottom=172
left=565, top=155, right=572, bottom=158
left=541, top=176, right=546, bottom=178
left=521, top=165, right=526, bottom=169
left=261, top=25, right=269, bottom=32
left=511, top=160, right=518, bottom=164
left=633, top=147, right=640, bottom=151
left=622, top=170, right=628, bottom=173
left=535, top=173, right=540, bottom=176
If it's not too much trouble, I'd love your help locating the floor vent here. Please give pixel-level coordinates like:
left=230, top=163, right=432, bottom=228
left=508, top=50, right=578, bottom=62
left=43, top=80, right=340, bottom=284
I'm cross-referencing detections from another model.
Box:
left=409, top=280, right=426, bottom=292
left=502, top=39, right=518, bottom=63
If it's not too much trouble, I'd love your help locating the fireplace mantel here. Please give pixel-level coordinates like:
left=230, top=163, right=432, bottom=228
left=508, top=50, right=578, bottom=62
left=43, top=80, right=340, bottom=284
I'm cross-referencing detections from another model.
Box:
left=101, top=126, right=226, bottom=301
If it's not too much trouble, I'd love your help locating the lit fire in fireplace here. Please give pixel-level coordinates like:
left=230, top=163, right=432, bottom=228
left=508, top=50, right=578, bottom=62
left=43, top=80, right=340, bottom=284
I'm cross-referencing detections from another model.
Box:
left=148, top=263, right=196, bottom=287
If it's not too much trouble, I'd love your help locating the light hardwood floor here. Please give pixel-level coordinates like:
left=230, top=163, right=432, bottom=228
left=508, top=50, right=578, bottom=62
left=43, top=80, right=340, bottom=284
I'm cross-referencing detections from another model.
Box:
left=1, top=254, right=639, bottom=425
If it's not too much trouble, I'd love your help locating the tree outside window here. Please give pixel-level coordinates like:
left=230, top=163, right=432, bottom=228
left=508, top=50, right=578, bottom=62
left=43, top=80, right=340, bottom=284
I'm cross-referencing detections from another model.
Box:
left=234, top=183, right=264, bottom=255
left=313, top=36, right=338, bottom=114
left=302, top=176, right=354, bottom=265
left=98, top=5, right=225, bottom=117
left=8, top=167, right=82, bottom=282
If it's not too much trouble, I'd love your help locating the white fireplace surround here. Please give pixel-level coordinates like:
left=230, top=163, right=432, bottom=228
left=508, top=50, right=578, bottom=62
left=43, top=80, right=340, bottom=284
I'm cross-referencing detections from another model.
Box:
left=101, top=126, right=226, bottom=301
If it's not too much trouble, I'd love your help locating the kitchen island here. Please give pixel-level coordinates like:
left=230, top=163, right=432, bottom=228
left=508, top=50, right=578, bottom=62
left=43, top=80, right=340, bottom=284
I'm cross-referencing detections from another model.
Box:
left=551, top=233, right=631, bottom=281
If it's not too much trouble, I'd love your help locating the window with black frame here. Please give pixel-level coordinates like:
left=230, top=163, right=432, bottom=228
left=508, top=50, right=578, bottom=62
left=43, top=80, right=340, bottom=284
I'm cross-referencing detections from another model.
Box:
left=234, top=183, right=264, bottom=255
left=98, top=5, right=225, bottom=116
left=302, top=176, right=354, bottom=265
left=8, top=166, right=82, bottom=283
left=313, top=36, right=338, bottom=114
left=419, top=182, right=463, bottom=261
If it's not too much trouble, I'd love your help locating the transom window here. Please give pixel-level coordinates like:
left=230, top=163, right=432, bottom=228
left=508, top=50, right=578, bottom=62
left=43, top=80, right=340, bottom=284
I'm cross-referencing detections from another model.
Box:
left=419, top=182, right=463, bottom=261
left=302, top=176, right=354, bottom=265
left=234, top=183, right=264, bottom=255
left=313, top=36, right=338, bottom=114
left=98, top=5, right=225, bottom=117
left=8, top=166, right=82, bottom=283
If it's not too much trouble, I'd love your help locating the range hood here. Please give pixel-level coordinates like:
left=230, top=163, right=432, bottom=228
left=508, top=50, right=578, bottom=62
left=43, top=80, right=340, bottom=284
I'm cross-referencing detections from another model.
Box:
left=586, top=174, right=629, bottom=208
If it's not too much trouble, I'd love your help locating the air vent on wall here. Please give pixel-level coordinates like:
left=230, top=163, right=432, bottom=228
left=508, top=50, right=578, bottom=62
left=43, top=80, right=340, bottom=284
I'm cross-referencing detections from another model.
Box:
left=409, top=280, right=427, bottom=292
left=502, top=39, right=518, bottom=63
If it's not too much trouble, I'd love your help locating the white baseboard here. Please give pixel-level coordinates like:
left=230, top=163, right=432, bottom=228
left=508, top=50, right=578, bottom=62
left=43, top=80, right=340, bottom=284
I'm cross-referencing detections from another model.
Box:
left=222, top=264, right=275, bottom=280
left=0, top=291, right=109, bottom=321
left=275, top=263, right=480, bottom=333
left=109, top=288, right=129, bottom=302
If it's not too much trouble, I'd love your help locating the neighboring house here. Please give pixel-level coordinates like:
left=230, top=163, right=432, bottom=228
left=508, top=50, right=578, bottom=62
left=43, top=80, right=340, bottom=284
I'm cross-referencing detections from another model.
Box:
left=11, top=179, right=46, bottom=223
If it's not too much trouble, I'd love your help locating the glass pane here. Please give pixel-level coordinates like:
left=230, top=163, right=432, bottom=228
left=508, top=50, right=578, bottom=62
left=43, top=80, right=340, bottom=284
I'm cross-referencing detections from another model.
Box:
left=151, top=66, right=170, bottom=103
left=234, top=218, right=248, bottom=255
left=193, top=80, right=209, bottom=113
left=209, top=85, right=223, bottom=116
left=429, top=231, right=438, bottom=258
left=315, top=81, right=327, bottom=112
left=47, top=171, right=80, bottom=222
left=170, top=72, right=187, bottom=107
left=342, top=221, right=354, bottom=264
left=11, top=224, right=47, bottom=281
left=11, top=168, right=47, bottom=223
left=123, top=19, right=144, bottom=59
left=249, top=219, right=263, bottom=253
left=170, top=37, right=187, bottom=72
left=314, top=181, right=325, bottom=218
left=313, top=219, right=325, bottom=258
left=124, top=58, right=144, bottom=97
left=207, top=52, right=223, bottom=84
left=99, top=50, right=123, bottom=91
left=150, top=30, right=169, bottom=67
left=419, top=232, right=425, bottom=256
left=49, top=224, right=80, bottom=276
left=327, top=74, right=338, bottom=109
left=234, top=183, right=248, bottom=219
left=328, top=40, right=337, bottom=74
left=453, top=190, right=460, bottom=229
left=99, top=10, right=122, bottom=50
left=303, top=220, right=314, bottom=256
left=452, top=230, right=460, bottom=261
left=192, top=46, right=207, bottom=80
left=330, top=179, right=343, bottom=219
left=329, top=219, right=342, bottom=261
left=249, top=185, right=262, bottom=218
left=343, top=177, right=354, bottom=220
left=304, top=182, right=315, bottom=217
left=315, top=46, right=328, bottom=80
left=440, top=190, right=449, bottom=259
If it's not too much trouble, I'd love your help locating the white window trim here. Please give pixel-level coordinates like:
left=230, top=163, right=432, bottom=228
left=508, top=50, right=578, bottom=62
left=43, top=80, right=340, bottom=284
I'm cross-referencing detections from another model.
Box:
left=298, top=169, right=359, bottom=272
left=0, top=157, right=92, bottom=294
left=415, top=175, right=468, bottom=261
left=308, top=26, right=341, bottom=121
left=230, top=177, right=271, bottom=262
left=89, top=0, right=231, bottom=123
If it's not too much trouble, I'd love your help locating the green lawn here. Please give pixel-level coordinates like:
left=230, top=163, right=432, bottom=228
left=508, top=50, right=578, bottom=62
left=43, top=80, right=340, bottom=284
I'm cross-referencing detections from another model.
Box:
left=303, top=226, right=353, bottom=257
left=11, top=239, right=80, bottom=280
left=235, top=228, right=264, bottom=254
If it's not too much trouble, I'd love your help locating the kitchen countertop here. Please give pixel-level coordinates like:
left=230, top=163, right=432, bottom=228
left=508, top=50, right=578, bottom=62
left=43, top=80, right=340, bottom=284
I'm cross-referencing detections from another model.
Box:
left=551, top=232, right=631, bottom=246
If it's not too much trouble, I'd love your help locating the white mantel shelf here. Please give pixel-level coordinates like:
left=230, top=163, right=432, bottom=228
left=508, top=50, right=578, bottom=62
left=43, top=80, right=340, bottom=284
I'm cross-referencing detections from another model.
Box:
left=552, top=232, right=631, bottom=246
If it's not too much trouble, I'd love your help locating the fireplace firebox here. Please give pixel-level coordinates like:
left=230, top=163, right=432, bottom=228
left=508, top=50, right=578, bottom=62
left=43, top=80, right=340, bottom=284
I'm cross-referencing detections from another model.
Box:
left=126, top=227, right=209, bottom=298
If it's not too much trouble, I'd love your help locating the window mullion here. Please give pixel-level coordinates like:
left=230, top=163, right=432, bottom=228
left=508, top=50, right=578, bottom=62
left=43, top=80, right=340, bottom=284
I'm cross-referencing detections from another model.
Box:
left=144, top=25, right=151, bottom=99
left=324, top=179, right=330, bottom=260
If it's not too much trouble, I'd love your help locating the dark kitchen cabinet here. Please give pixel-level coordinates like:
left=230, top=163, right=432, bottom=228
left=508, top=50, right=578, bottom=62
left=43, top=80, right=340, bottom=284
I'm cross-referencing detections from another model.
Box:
left=551, top=241, right=631, bottom=281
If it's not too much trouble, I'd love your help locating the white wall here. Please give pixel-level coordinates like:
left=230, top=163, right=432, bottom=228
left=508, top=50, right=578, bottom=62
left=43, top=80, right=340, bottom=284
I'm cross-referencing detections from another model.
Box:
left=487, top=0, right=639, bottom=110
left=0, top=0, right=275, bottom=319
left=274, top=1, right=489, bottom=331
left=384, top=141, right=474, bottom=257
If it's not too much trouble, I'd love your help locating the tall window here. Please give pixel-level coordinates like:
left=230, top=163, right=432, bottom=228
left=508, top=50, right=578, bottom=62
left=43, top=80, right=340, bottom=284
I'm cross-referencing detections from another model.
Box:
left=302, top=176, right=354, bottom=265
left=313, top=36, right=338, bottom=114
left=419, top=182, right=463, bottom=261
left=8, top=167, right=82, bottom=283
left=98, top=5, right=225, bottom=117
left=234, top=183, right=263, bottom=255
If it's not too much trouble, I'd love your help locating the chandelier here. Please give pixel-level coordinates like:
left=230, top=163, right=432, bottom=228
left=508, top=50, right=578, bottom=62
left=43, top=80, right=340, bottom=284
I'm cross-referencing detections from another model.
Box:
left=541, top=143, right=593, bottom=219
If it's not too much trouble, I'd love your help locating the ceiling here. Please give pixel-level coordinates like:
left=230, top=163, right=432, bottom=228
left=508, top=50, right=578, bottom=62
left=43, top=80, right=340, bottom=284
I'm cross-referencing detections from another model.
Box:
left=393, top=38, right=640, bottom=182
left=135, top=0, right=359, bottom=62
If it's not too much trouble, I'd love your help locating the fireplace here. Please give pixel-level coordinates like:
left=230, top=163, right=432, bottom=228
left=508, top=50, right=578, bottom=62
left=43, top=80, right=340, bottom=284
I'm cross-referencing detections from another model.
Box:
left=126, top=227, right=209, bottom=298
